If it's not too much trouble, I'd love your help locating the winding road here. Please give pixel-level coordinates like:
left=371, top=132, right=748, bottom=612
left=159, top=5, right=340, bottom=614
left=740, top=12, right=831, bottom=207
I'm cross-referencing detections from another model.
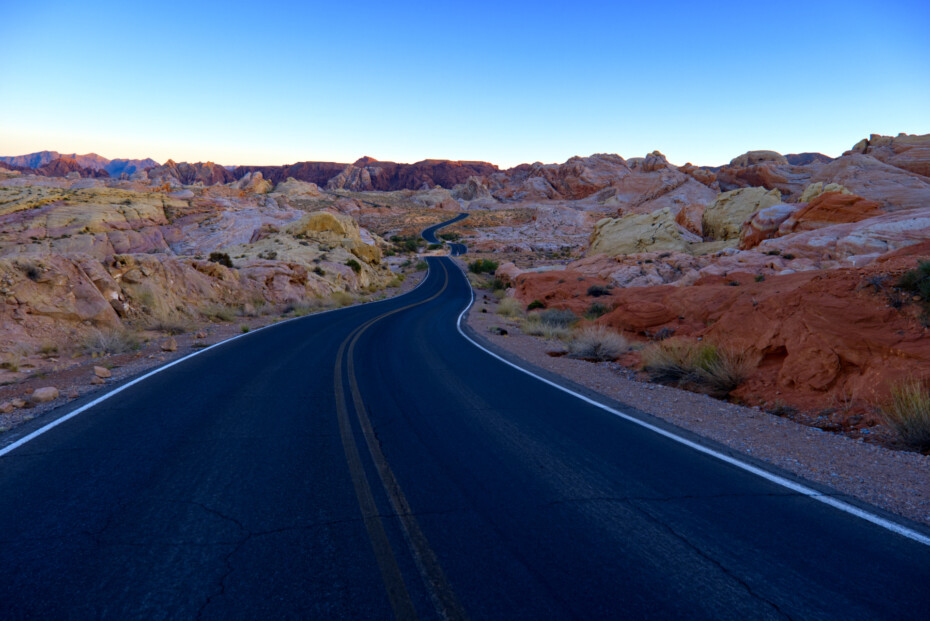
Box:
left=1, top=215, right=929, bottom=619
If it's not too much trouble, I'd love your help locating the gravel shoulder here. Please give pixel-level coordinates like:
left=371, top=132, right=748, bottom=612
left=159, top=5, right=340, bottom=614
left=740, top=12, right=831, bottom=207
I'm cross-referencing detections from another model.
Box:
left=465, top=289, right=930, bottom=529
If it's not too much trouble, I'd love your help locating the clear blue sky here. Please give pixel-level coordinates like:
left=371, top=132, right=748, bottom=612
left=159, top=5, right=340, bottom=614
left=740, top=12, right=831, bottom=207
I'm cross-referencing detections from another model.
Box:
left=1, top=0, right=927, bottom=168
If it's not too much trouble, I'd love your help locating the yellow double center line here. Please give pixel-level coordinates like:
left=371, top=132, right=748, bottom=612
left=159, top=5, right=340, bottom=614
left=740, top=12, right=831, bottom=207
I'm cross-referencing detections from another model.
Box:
left=333, top=260, right=468, bottom=621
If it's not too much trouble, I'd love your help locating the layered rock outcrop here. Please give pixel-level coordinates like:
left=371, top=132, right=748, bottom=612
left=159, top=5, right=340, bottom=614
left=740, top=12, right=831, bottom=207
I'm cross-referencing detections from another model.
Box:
left=702, top=187, right=782, bottom=240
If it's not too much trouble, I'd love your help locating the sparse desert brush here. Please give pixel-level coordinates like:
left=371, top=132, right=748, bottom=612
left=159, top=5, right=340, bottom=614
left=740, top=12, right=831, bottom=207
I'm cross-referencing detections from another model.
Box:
left=38, top=341, right=59, bottom=357
left=209, top=252, right=234, bottom=268
left=897, top=260, right=930, bottom=307
left=468, top=259, right=498, bottom=275
left=882, top=378, right=930, bottom=450
left=415, top=261, right=428, bottom=271
left=497, top=297, right=524, bottom=318
left=200, top=303, right=235, bottom=322
left=81, top=328, right=141, bottom=356
left=330, top=291, right=354, bottom=307
left=641, top=338, right=753, bottom=397
left=145, top=311, right=192, bottom=335
left=568, top=326, right=629, bottom=361
left=520, top=308, right=577, bottom=340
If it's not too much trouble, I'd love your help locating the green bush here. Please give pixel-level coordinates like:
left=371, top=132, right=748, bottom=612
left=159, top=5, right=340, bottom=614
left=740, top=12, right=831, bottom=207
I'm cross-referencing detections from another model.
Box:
left=497, top=297, right=524, bottom=318
left=585, top=302, right=610, bottom=319
left=468, top=259, right=499, bottom=275
left=415, top=261, right=428, bottom=271
left=527, top=300, right=545, bottom=311
left=209, top=252, right=233, bottom=268
left=898, top=261, right=930, bottom=305
left=586, top=284, right=610, bottom=297
left=427, top=243, right=442, bottom=251
left=537, top=308, right=578, bottom=327
left=345, top=259, right=362, bottom=274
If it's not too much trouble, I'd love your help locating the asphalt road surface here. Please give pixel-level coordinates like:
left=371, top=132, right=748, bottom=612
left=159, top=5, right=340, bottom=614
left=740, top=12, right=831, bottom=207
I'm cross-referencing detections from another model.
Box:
left=1, top=215, right=929, bottom=619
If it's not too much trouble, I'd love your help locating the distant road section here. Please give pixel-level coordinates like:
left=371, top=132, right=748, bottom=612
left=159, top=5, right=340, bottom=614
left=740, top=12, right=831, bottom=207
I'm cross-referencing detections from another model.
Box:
left=422, top=212, right=468, bottom=255
left=0, top=214, right=928, bottom=619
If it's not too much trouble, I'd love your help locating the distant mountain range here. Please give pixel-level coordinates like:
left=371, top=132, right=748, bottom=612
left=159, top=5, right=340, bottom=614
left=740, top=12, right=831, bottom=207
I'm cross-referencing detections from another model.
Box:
left=0, top=151, right=160, bottom=177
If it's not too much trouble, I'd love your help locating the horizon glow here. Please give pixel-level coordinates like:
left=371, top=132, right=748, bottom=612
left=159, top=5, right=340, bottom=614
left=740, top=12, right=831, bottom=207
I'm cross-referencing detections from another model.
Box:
left=1, top=0, right=928, bottom=169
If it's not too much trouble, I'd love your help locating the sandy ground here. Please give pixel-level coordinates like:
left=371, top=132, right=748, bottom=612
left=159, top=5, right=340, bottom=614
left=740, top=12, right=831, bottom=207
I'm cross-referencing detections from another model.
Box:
left=464, top=288, right=930, bottom=529
left=0, top=267, right=429, bottom=437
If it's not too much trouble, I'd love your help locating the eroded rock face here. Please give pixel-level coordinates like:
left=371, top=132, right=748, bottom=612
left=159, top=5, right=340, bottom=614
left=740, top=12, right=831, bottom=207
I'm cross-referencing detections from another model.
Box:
left=778, top=192, right=882, bottom=236
left=798, top=182, right=851, bottom=203
left=702, top=187, right=782, bottom=240
left=512, top=243, right=930, bottom=417
left=588, top=208, right=701, bottom=256
left=849, top=133, right=930, bottom=177
left=739, top=203, right=800, bottom=249
left=810, top=154, right=930, bottom=211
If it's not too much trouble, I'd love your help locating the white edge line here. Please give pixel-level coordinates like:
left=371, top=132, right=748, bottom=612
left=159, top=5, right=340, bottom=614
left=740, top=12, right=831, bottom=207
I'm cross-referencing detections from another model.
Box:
left=449, top=260, right=930, bottom=548
left=0, top=263, right=434, bottom=459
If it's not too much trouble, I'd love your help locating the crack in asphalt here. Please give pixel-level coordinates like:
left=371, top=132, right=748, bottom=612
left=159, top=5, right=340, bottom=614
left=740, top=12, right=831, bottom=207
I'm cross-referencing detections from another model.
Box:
left=628, top=499, right=795, bottom=620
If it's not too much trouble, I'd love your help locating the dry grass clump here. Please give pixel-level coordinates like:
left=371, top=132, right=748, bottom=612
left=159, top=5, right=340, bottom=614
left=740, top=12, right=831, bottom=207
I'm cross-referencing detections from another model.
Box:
left=81, top=328, right=141, bottom=356
left=520, top=308, right=577, bottom=340
left=329, top=291, right=355, bottom=307
left=568, top=326, right=629, bottom=361
left=882, top=379, right=930, bottom=450
left=200, top=303, right=235, bottom=322
left=641, top=338, right=753, bottom=398
left=496, top=297, right=524, bottom=318
left=145, top=312, right=193, bottom=335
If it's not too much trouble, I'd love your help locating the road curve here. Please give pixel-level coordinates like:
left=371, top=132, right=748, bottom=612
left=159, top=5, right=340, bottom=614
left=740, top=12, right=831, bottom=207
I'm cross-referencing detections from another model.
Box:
left=422, top=213, right=468, bottom=256
left=1, top=215, right=929, bottom=619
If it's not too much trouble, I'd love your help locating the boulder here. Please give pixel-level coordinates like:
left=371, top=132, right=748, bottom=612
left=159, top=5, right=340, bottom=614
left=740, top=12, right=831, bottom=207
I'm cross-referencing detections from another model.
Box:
left=799, top=182, right=851, bottom=203
left=729, top=150, right=788, bottom=167
left=31, top=387, right=59, bottom=403
left=161, top=337, right=177, bottom=352
left=93, top=365, right=111, bottom=378
left=588, top=208, right=702, bottom=257
left=739, top=203, right=800, bottom=249
left=702, top=187, right=782, bottom=240
left=849, top=133, right=930, bottom=177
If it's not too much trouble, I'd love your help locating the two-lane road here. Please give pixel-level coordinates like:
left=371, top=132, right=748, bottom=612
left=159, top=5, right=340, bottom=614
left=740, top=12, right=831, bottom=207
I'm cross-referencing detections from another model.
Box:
left=1, top=216, right=929, bottom=619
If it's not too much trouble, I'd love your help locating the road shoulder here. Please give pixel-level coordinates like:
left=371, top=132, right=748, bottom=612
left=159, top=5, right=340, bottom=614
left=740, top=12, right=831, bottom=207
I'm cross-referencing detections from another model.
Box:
left=462, top=289, right=930, bottom=529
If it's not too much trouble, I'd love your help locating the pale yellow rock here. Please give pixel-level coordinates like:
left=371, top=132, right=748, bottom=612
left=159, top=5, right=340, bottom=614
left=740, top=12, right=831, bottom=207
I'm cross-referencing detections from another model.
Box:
left=702, top=187, right=782, bottom=240
left=161, top=337, right=178, bottom=352
left=799, top=182, right=852, bottom=203
left=0, top=402, right=14, bottom=414
left=587, top=208, right=702, bottom=257
left=91, top=376, right=105, bottom=385
left=31, top=387, right=59, bottom=403
left=11, top=398, right=26, bottom=408
left=93, top=365, right=111, bottom=378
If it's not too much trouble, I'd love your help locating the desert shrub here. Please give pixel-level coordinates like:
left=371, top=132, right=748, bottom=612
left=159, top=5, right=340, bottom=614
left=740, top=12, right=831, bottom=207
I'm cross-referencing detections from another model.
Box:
left=520, top=315, right=572, bottom=340
left=538, top=308, right=578, bottom=327
left=330, top=291, right=354, bottom=307
left=38, top=342, right=59, bottom=356
left=897, top=261, right=930, bottom=305
left=345, top=259, right=362, bottom=274
left=439, top=232, right=461, bottom=241
left=568, top=326, right=630, bottom=361
left=427, top=243, right=442, bottom=251
left=81, top=328, right=141, bottom=356
left=18, top=261, right=41, bottom=282
left=209, top=252, right=233, bottom=268
left=491, top=277, right=506, bottom=291
left=387, top=276, right=405, bottom=288
left=240, top=325, right=250, bottom=333
left=258, top=250, right=278, bottom=260
left=415, top=261, right=428, bottom=271
left=755, top=274, right=766, bottom=282
left=313, top=266, right=325, bottom=276
left=527, top=299, right=545, bottom=311
left=882, top=378, right=930, bottom=450
left=146, top=314, right=192, bottom=335
left=586, top=284, right=610, bottom=297
left=200, top=303, right=235, bottom=322
left=497, top=297, right=524, bottom=318
left=468, top=259, right=499, bottom=275
left=585, top=302, right=610, bottom=319
left=641, top=338, right=752, bottom=397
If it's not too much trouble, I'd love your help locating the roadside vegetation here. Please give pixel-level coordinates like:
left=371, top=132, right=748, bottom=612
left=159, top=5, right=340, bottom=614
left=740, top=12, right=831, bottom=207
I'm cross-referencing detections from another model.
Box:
left=882, top=378, right=930, bottom=450
left=567, top=326, right=630, bottom=361
left=640, top=338, right=753, bottom=398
